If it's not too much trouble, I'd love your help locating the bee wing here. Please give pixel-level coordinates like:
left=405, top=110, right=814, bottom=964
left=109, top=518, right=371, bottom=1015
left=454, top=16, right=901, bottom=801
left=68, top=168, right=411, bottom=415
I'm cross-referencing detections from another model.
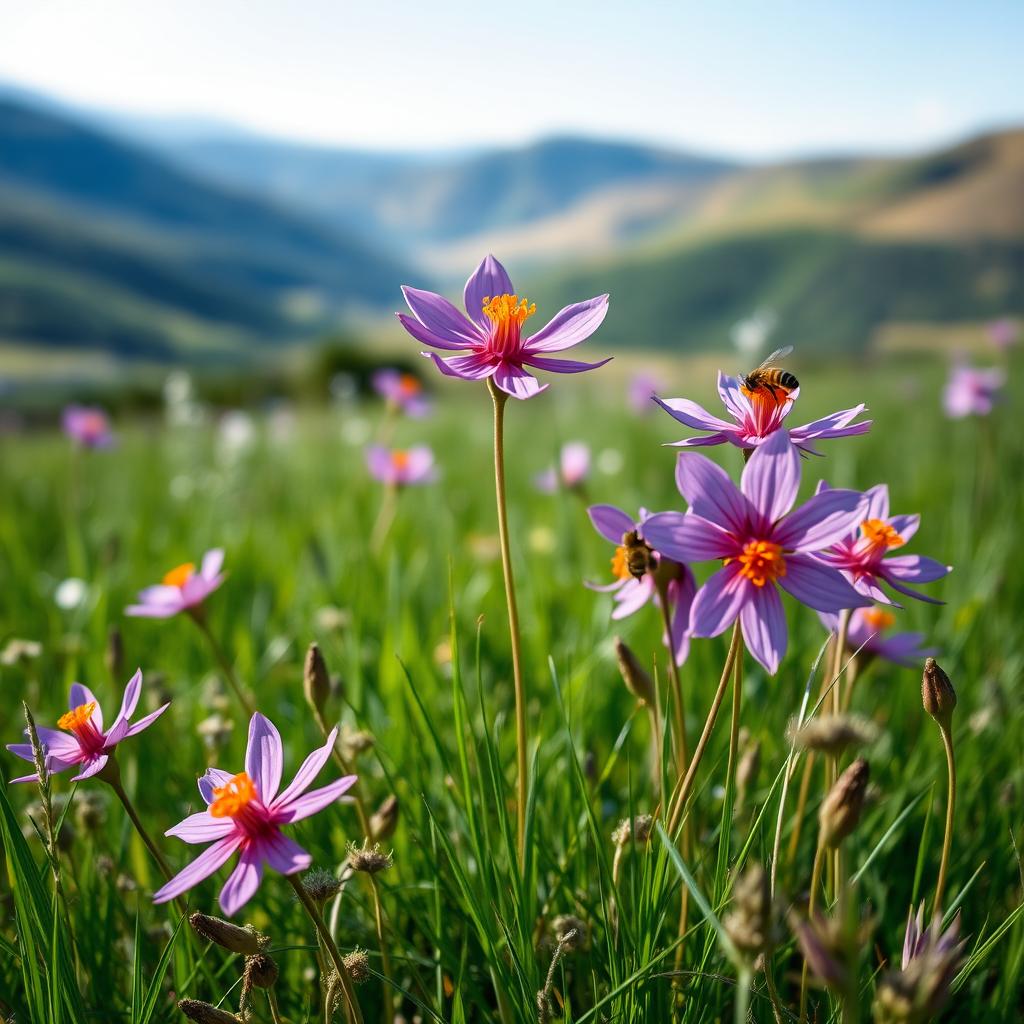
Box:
left=755, top=345, right=793, bottom=370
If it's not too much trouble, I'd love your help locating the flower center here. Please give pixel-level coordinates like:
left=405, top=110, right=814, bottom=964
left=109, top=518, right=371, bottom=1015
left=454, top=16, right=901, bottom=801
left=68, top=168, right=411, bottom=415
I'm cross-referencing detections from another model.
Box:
left=397, top=374, right=421, bottom=396
left=727, top=539, right=786, bottom=587
left=860, top=519, right=904, bottom=551
left=57, top=701, right=105, bottom=752
left=862, top=607, right=896, bottom=631
left=390, top=450, right=411, bottom=472
left=210, top=772, right=257, bottom=818
left=482, top=294, right=536, bottom=356
left=740, top=383, right=790, bottom=408
left=162, top=562, right=196, bottom=588
left=611, top=546, right=632, bottom=581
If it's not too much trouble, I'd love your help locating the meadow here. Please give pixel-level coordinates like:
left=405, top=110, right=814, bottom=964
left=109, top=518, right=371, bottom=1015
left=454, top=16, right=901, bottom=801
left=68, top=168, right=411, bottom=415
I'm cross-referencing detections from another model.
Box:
left=0, top=346, right=1021, bottom=1023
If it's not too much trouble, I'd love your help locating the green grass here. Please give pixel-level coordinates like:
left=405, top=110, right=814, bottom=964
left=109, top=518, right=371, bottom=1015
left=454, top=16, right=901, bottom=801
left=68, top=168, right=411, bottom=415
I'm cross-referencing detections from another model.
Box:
left=0, top=353, right=1022, bottom=1022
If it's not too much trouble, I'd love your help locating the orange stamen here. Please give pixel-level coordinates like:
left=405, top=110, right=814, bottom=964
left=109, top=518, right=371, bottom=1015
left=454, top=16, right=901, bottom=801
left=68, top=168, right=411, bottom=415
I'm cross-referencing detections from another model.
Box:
left=58, top=701, right=97, bottom=733
left=862, top=607, right=896, bottom=631
left=390, top=450, right=411, bottom=472
left=860, top=519, right=904, bottom=550
left=397, top=373, right=421, bottom=396
left=726, top=539, right=787, bottom=587
left=482, top=293, right=536, bottom=353
left=162, top=562, right=196, bottom=588
left=740, top=383, right=790, bottom=408
left=209, top=772, right=257, bottom=818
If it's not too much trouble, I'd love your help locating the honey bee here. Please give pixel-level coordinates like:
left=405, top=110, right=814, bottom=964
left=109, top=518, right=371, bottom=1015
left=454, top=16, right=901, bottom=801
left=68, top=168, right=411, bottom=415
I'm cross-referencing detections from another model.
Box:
left=740, top=346, right=798, bottom=399
left=621, top=530, right=658, bottom=580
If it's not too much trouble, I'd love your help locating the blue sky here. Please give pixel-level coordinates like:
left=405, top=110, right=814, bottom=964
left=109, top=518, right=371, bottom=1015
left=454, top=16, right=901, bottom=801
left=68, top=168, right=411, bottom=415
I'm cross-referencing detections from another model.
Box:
left=1, top=0, right=1020, bottom=157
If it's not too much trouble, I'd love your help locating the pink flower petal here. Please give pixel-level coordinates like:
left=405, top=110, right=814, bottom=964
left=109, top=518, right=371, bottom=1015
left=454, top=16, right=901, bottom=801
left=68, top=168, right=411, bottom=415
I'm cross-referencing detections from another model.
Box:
left=245, top=713, right=283, bottom=805
left=260, top=831, right=313, bottom=875
left=219, top=844, right=264, bottom=917
left=198, top=767, right=235, bottom=805
left=643, top=511, right=737, bottom=563
left=402, top=286, right=484, bottom=346
left=690, top=564, right=749, bottom=638
left=587, top=504, right=635, bottom=545
left=741, top=428, right=799, bottom=527
left=779, top=555, right=871, bottom=612
left=69, top=684, right=102, bottom=728
left=201, top=549, right=225, bottom=580
left=397, top=312, right=473, bottom=351
left=492, top=362, right=547, bottom=400
left=463, top=255, right=514, bottom=329
left=673, top=452, right=751, bottom=535
left=523, top=295, right=609, bottom=352
left=124, top=703, right=170, bottom=739
left=653, top=396, right=733, bottom=433
left=521, top=354, right=612, bottom=374
left=611, top=577, right=655, bottom=619
left=425, top=352, right=496, bottom=380
left=153, top=834, right=242, bottom=906
left=773, top=489, right=868, bottom=551
left=71, top=754, right=108, bottom=782
left=276, top=776, right=357, bottom=823
left=740, top=583, right=787, bottom=675
left=166, top=811, right=237, bottom=844
left=273, top=727, right=338, bottom=810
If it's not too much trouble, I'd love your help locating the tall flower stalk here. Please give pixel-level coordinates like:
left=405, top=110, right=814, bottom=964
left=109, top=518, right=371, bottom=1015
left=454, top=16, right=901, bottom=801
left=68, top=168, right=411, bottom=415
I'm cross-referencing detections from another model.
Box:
left=922, top=659, right=958, bottom=916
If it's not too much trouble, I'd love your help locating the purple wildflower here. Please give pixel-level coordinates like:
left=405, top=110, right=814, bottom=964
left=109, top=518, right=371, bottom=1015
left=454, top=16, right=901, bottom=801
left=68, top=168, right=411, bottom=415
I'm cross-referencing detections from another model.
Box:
left=819, top=606, right=937, bottom=667
left=372, top=369, right=432, bottom=417
left=125, top=549, right=226, bottom=619
left=987, top=317, right=1019, bottom=352
left=62, top=405, right=114, bottom=448
left=902, top=904, right=963, bottom=971
left=7, top=671, right=168, bottom=783
left=365, top=445, right=437, bottom=487
left=943, top=361, right=1005, bottom=418
left=655, top=371, right=870, bottom=455
left=642, top=430, right=871, bottom=674
left=153, top=712, right=356, bottom=916
left=587, top=504, right=696, bottom=666
left=815, top=483, right=951, bottom=606
left=535, top=442, right=591, bottom=494
left=628, top=372, right=660, bottom=414
left=396, top=254, right=610, bottom=399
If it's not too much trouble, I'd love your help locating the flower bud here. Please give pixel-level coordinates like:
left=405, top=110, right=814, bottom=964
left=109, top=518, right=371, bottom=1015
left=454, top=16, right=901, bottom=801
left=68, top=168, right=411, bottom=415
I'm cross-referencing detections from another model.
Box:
left=189, top=912, right=267, bottom=955
left=819, top=758, right=870, bottom=848
left=789, top=714, right=878, bottom=757
left=177, top=999, right=241, bottom=1023
left=304, top=643, right=331, bottom=719
left=921, top=659, right=956, bottom=729
left=301, top=867, right=342, bottom=905
left=723, top=862, right=775, bottom=959
left=369, top=794, right=399, bottom=841
left=613, top=637, right=655, bottom=706
left=244, top=953, right=279, bottom=989
left=611, top=814, right=653, bottom=847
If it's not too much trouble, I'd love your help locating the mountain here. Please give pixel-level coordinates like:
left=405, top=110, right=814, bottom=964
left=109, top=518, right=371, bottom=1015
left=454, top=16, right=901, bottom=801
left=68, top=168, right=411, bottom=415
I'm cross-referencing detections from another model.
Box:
left=0, top=98, right=412, bottom=365
left=524, top=128, right=1024, bottom=355
left=158, top=133, right=736, bottom=253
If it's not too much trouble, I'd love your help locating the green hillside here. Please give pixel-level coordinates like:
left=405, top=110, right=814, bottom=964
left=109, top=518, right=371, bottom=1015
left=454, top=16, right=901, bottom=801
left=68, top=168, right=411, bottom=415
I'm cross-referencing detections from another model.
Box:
left=528, top=229, right=1024, bottom=353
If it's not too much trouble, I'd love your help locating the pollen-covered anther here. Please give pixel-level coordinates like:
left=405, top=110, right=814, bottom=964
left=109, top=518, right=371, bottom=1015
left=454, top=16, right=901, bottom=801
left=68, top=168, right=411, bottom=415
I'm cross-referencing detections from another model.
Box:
left=162, top=562, right=196, bottom=588
left=209, top=772, right=257, bottom=818
left=862, top=607, right=896, bottom=631
left=390, top=450, right=411, bottom=472
left=860, top=518, right=904, bottom=550
left=728, top=540, right=787, bottom=587
left=481, top=293, right=537, bottom=355
left=58, top=701, right=97, bottom=734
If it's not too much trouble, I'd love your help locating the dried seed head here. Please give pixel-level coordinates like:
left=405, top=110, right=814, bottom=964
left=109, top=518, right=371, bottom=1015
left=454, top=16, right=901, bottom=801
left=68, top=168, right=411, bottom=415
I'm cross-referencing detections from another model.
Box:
left=301, top=867, right=342, bottom=905
left=343, top=948, right=371, bottom=984
left=189, top=912, right=267, bottom=955
left=369, top=794, right=399, bottom=841
left=551, top=915, right=587, bottom=951
left=723, top=862, right=776, bottom=959
left=790, top=714, right=878, bottom=757
left=304, top=643, right=331, bottom=718
left=819, top=758, right=870, bottom=848
left=613, top=637, right=655, bottom=706
left=177, top=999, right=241, bottom=1023
left=244, top=953, right=279, bottom=989
left=922, top=659, right=956, bottom=729
left=790, top=901, right=873, bottom=997
left=611, top=814, right=654, bottom=847
left=347, top=842, right=392, bottom=874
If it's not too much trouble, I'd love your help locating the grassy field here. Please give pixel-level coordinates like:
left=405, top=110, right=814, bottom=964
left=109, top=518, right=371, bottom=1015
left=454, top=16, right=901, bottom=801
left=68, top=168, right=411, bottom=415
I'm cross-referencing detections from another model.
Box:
left=0, top=351, right=1021, bottom=1023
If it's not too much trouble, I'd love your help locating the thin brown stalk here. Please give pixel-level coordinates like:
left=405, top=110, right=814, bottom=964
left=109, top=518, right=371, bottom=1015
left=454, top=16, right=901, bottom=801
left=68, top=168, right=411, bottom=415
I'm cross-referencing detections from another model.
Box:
left=367, top=873, right=395, bottom=1024
left=933, top=724, right=957, bottom=917
left=190, top=612, right=257, bottom=718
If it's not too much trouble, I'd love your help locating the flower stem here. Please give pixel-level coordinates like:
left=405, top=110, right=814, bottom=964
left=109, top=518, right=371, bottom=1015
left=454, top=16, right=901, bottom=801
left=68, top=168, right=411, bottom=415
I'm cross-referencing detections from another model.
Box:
left=102, top=760, right=174, bottom=882
left=654, top=579, right=689, bottom=788
left=799, top=841, right=827, bottom=1021
left=368, top=873, right=395, bottom=1024
left=190, top=612, right=256, bottom=718
left=312, top=706, right=373, bottom=840
left=370, top=483, right=399, bottom=554
left=666, top=622, right=743, bottom=838
left=934, top=724, right=957, bottom=918
left=487, top=377, right=528, bottom=867
left=267, top=989, right=285, bottom=1024
left=828, top=610, right=851, bottom=902
left=287, top=873, right=364, bottom=1024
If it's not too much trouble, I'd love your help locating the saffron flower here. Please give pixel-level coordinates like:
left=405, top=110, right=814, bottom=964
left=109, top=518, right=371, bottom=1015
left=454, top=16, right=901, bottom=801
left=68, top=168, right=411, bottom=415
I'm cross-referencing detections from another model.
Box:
left=372, top=368, right=432, bottom=417
left=396, top=254, right=610, bottom=399
left=819, top=606, right=936, bottom=667
left=7, top=670, right=168, bottom=782
left=643, top=430, right=871, bottom=674
left=125, top=549, right=226, bottom=619
left=815, top=483, right=951, bottom=605
left=587, top=505, right=696, bottom=665
left=365, top=445, right=437, bottom=487
left=62, top=404, right=114, bottom=448
left=655, top=371, right=871, bottom=455
left=535, top=442, right=591, bottom=494
left=153, top=713, right=356, bottom=916
left=943, top=360, right=1005, bottom=418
